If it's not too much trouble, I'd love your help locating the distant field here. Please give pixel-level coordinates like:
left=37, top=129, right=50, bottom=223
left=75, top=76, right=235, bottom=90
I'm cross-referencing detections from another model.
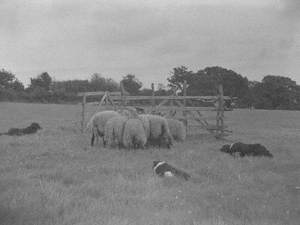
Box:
left=0, top=102, right=299, bottom=225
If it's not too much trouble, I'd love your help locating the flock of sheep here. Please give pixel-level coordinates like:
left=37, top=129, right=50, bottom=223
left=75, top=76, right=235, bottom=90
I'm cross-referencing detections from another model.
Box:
left=87, top=107, right=186, bottom=149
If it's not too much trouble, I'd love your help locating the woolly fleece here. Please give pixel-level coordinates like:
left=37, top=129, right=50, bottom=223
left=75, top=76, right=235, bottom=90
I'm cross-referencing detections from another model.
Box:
left=123, top=118, right=147, bottom=149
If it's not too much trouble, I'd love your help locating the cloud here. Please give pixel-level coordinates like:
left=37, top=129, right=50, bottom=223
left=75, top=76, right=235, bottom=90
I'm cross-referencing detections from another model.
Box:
left=280, top=0, right=300, bottom=18
left=0, top=0, right=299, bottom=86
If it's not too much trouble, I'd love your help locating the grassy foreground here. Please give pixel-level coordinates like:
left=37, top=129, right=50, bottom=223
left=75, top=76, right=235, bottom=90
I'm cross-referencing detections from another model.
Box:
left=0, top=102, right=299, bottom=225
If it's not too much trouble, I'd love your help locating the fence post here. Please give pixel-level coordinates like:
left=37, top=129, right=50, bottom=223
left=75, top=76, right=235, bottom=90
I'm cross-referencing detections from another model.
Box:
left=81, top=94, right=86, bottom=133
left=216, top=84, right=224, bottom=138
left=120, top=81, right=126, bottom=107
left=183, top=80, right=188, bottom=133
left=151, top=83, right=155, bottom=111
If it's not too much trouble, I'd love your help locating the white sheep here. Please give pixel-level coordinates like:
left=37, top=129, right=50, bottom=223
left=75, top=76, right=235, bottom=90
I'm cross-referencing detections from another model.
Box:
left=166, top=118, right=186, bottom=142
left=138, top=114, right=151, bottom=140
left=123, top=118, right=147, bottom=149
left=118, top=107, right=139, bottom=119
left=87, top=110, right=120, bottom=146
left=141, top=114, right=173, bottom=148
left=104, top=115, right=128, bottom=148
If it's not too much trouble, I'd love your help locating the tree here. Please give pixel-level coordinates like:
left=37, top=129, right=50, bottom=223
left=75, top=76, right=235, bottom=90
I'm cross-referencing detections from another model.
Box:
left=167, top=66, right=193, bottom=92
left=252, top=75, right=299, bottom=110
left=121, top=74, right=142, bottom=95
left=89, top=73, right=106, bottom=91
left=89, top=73, right=119, bottom=92
left=104, top=78, right=119, bottom=92
left=29, top=72, right=52, bottom=91
left=0, top=69, right=15, bottom=89
left=155, top=83, right=172, bottom=96
left=167, top=66, right=251, bottom=106
left=0, top=69, right=24, bottom=91
left=191, top=66, right=250, bottom=98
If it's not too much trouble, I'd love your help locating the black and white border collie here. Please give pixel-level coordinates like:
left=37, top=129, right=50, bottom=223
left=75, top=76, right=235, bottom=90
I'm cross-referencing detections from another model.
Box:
left=220, top=142, right=273, bottom=158
left=0, top=122, right=42, bottom=136
left=152, top=161, right=191, bottom=181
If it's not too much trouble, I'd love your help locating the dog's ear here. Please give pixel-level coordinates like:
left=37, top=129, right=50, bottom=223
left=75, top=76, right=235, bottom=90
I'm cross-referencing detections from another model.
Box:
left=153, top=161, right=160, bottom=168
left=31, top=123, right=41, bottom=129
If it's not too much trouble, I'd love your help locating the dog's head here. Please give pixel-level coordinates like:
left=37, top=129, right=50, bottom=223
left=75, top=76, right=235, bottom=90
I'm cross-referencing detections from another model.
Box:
left=30, top=123, right=42, bottom=130
left=152, top=161, right=162, bottom=169
left=220, top=144, right=231, bottom=153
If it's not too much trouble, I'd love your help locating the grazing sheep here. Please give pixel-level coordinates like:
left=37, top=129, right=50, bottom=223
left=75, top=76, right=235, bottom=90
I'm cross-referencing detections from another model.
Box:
left=123, top=118, right=147, bottom=149
left=166, top=118, right=186, bottom=141
left=220, top=142, right=273, bottom=158
left=0, top=122, right=42, bottom=136
left=143, top=114, right=173, bottom=148
left=138, top=114, right=151, bottom=140
left=119, top=108, right=139, bottom=119
left=104, top=116, right=128, bottom=148
left=87, top=110, right=120, bottom=146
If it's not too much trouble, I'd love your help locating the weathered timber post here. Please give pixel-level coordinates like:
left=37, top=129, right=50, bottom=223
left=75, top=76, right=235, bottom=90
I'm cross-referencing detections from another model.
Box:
left=81, top=94, right=86, bottom=133
left=216, top=84, right=224, bottom=138
left=120, top=81, right=126, bottom=107
left=183, top=80, right=188, bottom=132
left=151, top=83, right=155, bottom=111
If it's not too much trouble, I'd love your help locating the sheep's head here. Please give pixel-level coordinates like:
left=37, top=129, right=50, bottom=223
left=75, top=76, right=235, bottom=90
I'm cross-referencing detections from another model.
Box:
left=160, top=134, right=173, bottom=149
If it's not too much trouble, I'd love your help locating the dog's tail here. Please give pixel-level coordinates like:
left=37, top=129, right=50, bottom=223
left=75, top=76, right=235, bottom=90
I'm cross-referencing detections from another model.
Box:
left=172, top=168, right=191, bottom=181
left=264, top=151, right=273, bottom=158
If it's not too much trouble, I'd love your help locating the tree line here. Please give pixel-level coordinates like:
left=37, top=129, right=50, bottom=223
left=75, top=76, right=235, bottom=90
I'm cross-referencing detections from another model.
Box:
left=0, top=66, right=300, bottom=110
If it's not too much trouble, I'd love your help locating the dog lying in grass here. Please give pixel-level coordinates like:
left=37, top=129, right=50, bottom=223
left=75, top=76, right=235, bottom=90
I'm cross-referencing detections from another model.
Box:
left=152, top=161, right=191, bottom=181
left=0, top=122, right=42, bottom=136
left=220, top=142, right=273, bottom=158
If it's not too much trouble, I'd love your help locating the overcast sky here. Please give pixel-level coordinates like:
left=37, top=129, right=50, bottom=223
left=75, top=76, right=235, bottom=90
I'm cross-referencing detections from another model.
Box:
left=1, top=0, right=299, bottom=87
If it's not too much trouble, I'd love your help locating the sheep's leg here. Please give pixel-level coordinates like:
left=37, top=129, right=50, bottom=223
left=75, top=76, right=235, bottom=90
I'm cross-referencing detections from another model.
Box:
left=118, top=142, right=122, bottom=149
left=102, top=136, right=106, bottom=147
left=91, top=133, right=95, bottom=146
left=102, top=136, right=107, bottom=147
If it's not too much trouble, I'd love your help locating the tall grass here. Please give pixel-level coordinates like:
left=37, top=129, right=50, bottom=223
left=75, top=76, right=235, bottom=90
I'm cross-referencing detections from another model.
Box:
left=0, top=102, right=299, bottom=225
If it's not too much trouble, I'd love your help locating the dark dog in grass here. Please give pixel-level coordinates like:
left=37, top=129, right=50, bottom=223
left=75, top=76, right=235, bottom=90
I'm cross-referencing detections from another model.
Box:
left=220, top=142, right=273, bottom=158
left=152, top=161, right=191, bottom=181
left=0, top=123, right=42, bottom=136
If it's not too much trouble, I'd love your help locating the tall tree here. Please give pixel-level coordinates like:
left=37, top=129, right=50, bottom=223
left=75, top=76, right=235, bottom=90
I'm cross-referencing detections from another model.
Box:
left=0, top=69, right=24, bottom=91
left=167, top=66, right=193, bottom=92
left=252, top=75, right=299, bottom=109
left=121, top=74, right=142, bottom=95
left=29, top=72, right=52, bottom=91
left=89, top=73, right=106, bottom=91
left=167, top=66, right=250, bottom=105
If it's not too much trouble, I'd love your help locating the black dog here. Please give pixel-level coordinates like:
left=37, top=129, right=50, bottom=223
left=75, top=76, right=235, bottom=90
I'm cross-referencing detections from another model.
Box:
left=220, top=142, right=273, bottom=158
left=0, top=122, right=42, bottom=136
left=153, top=161, right=191, bottom=181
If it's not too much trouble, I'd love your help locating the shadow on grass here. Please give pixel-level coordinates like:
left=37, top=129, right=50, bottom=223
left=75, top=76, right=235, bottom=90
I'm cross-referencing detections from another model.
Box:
left=0, top=204, right=58, bottom=225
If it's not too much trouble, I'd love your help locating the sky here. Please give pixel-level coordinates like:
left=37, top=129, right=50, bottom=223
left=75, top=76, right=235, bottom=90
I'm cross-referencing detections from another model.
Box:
left=0, top=0, right=299, bottom=87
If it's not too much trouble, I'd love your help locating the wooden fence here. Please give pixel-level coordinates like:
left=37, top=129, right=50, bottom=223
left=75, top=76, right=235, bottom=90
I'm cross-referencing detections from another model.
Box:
left=78, top=81, right=234, bottom=138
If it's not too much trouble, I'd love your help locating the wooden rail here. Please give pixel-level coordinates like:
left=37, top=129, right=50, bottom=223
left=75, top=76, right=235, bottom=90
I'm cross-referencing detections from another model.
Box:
left=78, top=81, right=234, bottom=138
left=78, top=91, right=122, bottom=97
left=109, top=95, right=232, bottom=101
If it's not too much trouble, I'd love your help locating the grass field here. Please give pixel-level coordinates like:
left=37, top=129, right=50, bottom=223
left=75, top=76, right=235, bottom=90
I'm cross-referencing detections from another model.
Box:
left=0, top=102, right=299, bottom=225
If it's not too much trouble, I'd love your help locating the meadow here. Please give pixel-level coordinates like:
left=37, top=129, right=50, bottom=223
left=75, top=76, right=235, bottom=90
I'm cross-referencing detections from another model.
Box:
left=0, top=102, right=299, bottom=225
